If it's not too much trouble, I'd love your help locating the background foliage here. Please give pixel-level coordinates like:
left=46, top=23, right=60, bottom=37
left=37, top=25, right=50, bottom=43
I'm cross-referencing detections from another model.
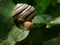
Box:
left=0, top=0, right=60, bottom=45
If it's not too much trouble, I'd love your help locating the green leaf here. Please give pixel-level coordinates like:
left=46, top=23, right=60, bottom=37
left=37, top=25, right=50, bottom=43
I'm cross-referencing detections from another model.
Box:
left=0, top=0, right=15, bottom=18
left=42, top=17, right=60, bottom=41
left=51, top=17, right=60, bottom=24
left=42, top=24, right=60, bottom=41
left=0, top=0, right=15, bottom=43
left=42, top=5, right=60, bottom=41
left=57, top=0, right=60, bottom=3
left=43, top=36, right=60, bottom=45
left=46, top=17, right=60, bottom=28
left=1, top=25, right=30, bottom=45
left=32, top=15, right=52, bottom=28
left=0, top=0, right=15, bottom=29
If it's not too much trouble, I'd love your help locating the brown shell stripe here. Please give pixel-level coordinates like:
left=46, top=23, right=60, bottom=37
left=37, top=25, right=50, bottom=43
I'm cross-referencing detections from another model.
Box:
left=12, top=4, right=23, bottom=17
left=18, top=6, right=35, bottom=21
left=18, top=6, right=31, bottom=17
left=13, top=4, right=29, bottom=15
left=25, top=11, right=36, bottom=21
left=22, top=7, right=35, bottom=21
left=14, top=4, right=23, bottom=10
left=12, top=4, right=23, bottom=20
left=12, top=4, right=29, bottom=20
left=18, top=5, right=31, bottom=21
left=13, top=14, right=19, bottom=20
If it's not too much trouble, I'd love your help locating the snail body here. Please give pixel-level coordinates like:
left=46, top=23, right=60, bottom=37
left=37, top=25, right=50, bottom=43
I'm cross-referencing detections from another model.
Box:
left=24, top=21, right=34, bottom=29
left=12, top=3, right=36, bottom=29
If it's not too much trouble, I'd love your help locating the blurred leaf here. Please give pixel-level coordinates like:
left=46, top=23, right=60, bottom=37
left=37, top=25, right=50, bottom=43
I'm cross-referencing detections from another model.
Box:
left=42, top=17, right=60, bottom=41
left=0, top=0, right=15, bottom=18
left=42, top=10, right=60, bottom=41
left=46, top=17, right=60, bottom=28
left=57, top=0, right=60, bottom=3
left=51, top=17, right=60, bottom=24
left=42, top=24, right=60, bottom=41
left=42, top=3, right=60, bottom=41
left=43, top=36, right=60, bottom=45
left=0, top=0, right=15, bottom=43
left=0, top=0, right=15, bottom=29
left=32, top=15, right=52, bottom=28
left=1, top=25, right=30, bottom=45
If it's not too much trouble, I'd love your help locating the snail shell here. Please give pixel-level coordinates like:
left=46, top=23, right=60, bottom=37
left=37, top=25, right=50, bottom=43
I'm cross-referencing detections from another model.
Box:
left=12, top=3, right=36, bottom=22
left=12, top=3, right=36, bottom=29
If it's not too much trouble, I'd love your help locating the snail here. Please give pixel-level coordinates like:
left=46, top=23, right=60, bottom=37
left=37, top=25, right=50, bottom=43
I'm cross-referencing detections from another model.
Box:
left=12, top=3, right=36, bottom=29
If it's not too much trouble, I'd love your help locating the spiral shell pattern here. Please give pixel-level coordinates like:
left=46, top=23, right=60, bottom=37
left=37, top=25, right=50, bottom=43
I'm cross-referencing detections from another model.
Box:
left=12, top=3, right=36, bottom=21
